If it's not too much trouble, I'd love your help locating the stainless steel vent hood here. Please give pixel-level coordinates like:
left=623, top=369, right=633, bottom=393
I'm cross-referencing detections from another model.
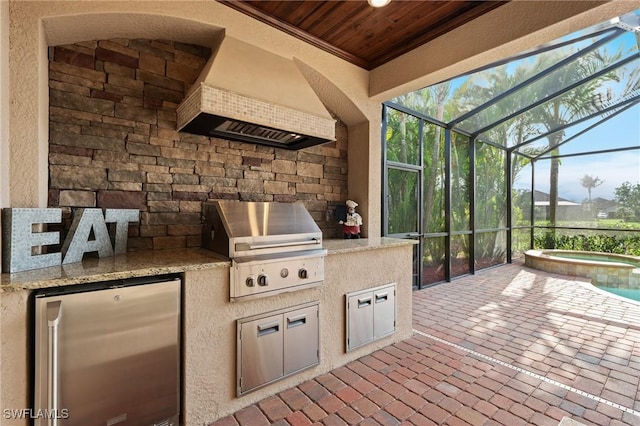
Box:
left=177, top=36, right=336, bottom=150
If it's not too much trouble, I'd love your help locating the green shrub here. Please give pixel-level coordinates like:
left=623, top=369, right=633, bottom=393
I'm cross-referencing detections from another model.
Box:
left=533, top=232, right=640, bottom=256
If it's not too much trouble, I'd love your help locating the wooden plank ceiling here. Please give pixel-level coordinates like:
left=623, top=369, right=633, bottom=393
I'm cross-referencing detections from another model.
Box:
left=218, top=0, right=507, bottom=70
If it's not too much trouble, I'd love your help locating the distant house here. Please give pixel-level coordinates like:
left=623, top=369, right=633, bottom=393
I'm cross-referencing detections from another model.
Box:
left=591, top=197, right=619, bottom=218
left=518, top=190, right=583, bottom=221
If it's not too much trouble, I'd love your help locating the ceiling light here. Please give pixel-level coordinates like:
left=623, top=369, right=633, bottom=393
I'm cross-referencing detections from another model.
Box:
left=367, top=0, right=391, bottom=8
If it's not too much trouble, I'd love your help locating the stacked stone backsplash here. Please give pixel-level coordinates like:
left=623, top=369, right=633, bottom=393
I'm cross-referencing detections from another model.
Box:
left=48, top=39, right=348, bottom=251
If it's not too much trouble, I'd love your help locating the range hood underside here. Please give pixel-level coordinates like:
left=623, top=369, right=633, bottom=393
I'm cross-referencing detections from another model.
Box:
left=177, top=84, right=336, bottom=150
left=180, top=112, right=331, bottom=150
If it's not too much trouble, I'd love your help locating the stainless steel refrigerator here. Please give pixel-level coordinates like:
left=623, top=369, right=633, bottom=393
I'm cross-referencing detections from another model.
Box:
left=33, top=276, right=181, bottom=426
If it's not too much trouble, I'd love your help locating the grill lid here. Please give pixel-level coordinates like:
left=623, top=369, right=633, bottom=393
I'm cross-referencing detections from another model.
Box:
left=216, top=200, right=320, bottom=238
left=202, top=200, right=323, bottom=258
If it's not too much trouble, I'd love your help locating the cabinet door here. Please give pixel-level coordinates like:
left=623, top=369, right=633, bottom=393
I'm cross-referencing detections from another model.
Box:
left=347, top=292, right=374, bottom=351
left=283, top=305, right=319, bottom=375
left=239, top=315, right=283, bottom=393
left=373, top=285, right=395, bottom=339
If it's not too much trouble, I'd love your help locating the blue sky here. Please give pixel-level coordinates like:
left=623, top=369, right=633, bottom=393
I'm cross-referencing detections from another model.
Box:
left=503, top=11, right=640, bottom=203
left=517, top=103, right=640, bottom=202
left=397, top=9, right=640, bottom=203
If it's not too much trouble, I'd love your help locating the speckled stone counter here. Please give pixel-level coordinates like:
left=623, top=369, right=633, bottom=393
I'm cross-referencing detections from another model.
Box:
left=0, top=238, right=415, bottom=293
left=323, top=237, right=417, bottom=254
left=0, top=248, right=229, bottom=292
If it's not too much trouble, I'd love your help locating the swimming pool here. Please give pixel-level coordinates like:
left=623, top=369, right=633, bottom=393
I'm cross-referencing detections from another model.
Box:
left=597, top=286, right=640, bottom=302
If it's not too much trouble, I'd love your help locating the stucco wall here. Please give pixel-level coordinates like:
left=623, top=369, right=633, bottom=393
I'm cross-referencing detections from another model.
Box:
left=0, top=290, right=30, bottom=426
left=0, top=244, right=413, bottom=426
left=183, top=244, right=413, bottom=425
left=1, top=0, right=8, bottom=209
left=0, top=1, right=8, bottom=407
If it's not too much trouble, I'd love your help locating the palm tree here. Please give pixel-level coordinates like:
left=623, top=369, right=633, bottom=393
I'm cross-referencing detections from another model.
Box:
left=532, top=47, right=622, bottom=230
left=580, top=174, right=604, bottom=206
left=452, top=64, right=541, bottom=261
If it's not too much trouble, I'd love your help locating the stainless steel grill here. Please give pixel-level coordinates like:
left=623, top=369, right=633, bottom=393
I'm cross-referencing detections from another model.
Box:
left=202, top=200, right=326, bottom=301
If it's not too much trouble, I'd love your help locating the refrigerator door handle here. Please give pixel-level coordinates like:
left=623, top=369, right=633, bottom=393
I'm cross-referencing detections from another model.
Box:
left=47, top=301, right=62, bottom=426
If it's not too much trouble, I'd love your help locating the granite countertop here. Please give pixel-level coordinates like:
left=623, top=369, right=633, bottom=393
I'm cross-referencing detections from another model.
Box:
left=0, top=248, right=229, bottom=293
left=0, top=238, right=416, bottom=292
left=323, top=237, right=417, bottom=254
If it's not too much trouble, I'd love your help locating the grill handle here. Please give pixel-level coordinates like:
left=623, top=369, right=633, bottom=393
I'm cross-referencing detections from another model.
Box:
left=246, top=239, right=320, bottom=251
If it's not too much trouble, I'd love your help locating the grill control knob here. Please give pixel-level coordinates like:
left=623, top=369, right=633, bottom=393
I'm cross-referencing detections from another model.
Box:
left=246, top=277, right=255, bottom=287
left=298, top=268, right=308, bottom=279
left=258, top=274, right=269, bottom=286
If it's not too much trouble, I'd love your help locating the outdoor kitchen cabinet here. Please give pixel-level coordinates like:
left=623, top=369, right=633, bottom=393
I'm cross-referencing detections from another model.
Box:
left=283, top=304, right=319, bottom=375
left=237, top=302, right=319, bottom=395
left=346, top=283, right=396, bottom=352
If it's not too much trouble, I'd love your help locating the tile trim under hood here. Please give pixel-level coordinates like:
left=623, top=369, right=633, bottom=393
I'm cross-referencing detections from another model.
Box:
left=177, top=36, right=336, bottom=150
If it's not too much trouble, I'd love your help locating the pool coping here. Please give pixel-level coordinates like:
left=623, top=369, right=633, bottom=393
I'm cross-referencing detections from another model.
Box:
left=525, top=249, right=640, bottom=270
left=525, top=249, right=640, bottom=289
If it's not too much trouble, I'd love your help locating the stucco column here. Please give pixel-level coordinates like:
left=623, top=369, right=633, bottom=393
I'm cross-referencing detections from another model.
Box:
left=348, top=116, right=382, bottom=239
left=1, top=9, right=8, bottom=387
left=8, top=2, right=49, bottom=208
left=1, top=0, right=9, bottom=208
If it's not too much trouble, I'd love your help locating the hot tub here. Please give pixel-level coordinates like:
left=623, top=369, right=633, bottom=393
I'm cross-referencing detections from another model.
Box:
left=525, top=249, right=640, bottom=289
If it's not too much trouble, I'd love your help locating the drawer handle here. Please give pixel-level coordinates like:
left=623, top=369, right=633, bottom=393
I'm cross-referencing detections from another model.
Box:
left=287, top=314, right=307, bottom=328
left=358, top=297, right=372, bottom=308
left=375, top=292, right=388, bottom=303
left=257, top=321, right=280, bottom=337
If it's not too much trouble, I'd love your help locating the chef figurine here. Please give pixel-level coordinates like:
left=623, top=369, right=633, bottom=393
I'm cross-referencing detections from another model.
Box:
left=339, top=200, right=363, bottom=239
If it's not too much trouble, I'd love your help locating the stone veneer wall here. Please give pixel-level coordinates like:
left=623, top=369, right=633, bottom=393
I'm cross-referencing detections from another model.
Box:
left=48, top=39, right=348, bottom=251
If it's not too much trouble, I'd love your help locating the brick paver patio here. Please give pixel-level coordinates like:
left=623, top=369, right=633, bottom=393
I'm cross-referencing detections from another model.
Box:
left=210, top=262, right=640, bottom=425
